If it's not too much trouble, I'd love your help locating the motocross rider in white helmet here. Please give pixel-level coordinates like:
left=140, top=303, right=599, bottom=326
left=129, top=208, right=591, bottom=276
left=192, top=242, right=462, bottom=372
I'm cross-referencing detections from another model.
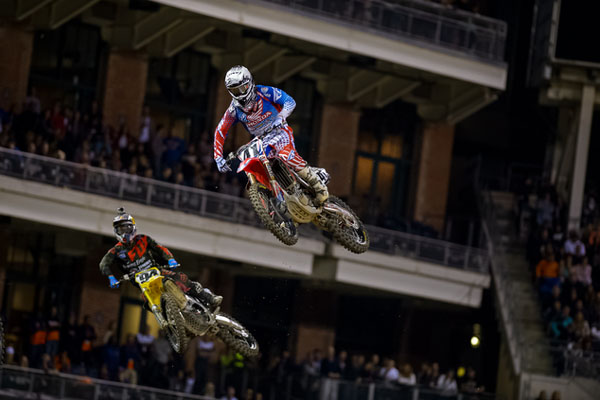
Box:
left=213, top=65, right=329, bottom=204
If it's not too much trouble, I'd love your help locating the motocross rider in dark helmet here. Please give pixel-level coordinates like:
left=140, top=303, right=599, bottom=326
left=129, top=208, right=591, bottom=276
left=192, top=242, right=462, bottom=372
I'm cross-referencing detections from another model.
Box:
left=99, top=208, right=222, bottom=310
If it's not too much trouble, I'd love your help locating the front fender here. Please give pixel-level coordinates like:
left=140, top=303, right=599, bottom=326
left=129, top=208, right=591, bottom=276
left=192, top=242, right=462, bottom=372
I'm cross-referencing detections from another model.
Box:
left=239, top=158, right=272, bottom=191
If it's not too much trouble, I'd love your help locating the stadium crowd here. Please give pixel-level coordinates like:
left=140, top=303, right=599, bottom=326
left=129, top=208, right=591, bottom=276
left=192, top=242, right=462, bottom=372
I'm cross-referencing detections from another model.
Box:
left=3, top=313, right=488, bottom=400
left=521, top=181, right=600, bottom=372
left=0, top=92, right=446, bottom=239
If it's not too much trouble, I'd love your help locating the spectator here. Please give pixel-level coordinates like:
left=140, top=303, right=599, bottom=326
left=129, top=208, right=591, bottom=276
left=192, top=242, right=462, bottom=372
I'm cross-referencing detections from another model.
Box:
left=460, top=367, right=483, bottom=393
left=29, top=313, right=47, bottom=368
left=536, top=193, right=555, bottom=227
left=397, top=363, right=416, bottom=386
left=417, top=362, right=432, bottom=385
left=194, top=337, right=216, bottom=394
left=120, top=358, right=138, bottom=385
left=78, top=314, right=97, bottom=372
left=103, top=336, right=121, bottom=381
left=163, top=130, right=185, bottom=168
left=536, top=390, right=548, bottom=400
left=428, top=361, right=441, bottom=387
left=301, top=348, right=322, bottom=393
left=571, top=311, right=591, bottom=343
left=221, top=386, right=239, bottom=400
left=139, top=105, right=152, bottom=147
left=380, top=358, right=399, bottom=382
left=565, top=231, right=586, bottom=258
left=536, top=252, right=560, bottom=294
left=550, top=305, right=573, bottom=340
left=436, top=369, right=458, bottom=396
left=320, top=346, right=341, bottom=400
left=45, top=306, right=61, bottom=360
left=550, top=391, right=561, bottom=400
left=121, top=333, right=141, bottom=370
left=136, top=325, right=155, bottom=359
left=572, top=257, right=593, bottom=287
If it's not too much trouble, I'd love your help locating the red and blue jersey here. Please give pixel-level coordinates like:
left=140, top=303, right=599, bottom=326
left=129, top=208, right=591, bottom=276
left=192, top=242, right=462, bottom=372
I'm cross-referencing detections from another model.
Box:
left=214, top=85, right=296, bottom=160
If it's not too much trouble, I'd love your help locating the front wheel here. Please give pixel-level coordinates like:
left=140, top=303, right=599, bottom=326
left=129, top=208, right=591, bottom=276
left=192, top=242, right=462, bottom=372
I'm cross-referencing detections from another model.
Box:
left=161, top=292, right=189, bottom=354
left=248, top=182, right=298, bottom=246
left=326, top=196, right=370, bottom=254
left=215, top=312, right=259, bottom=358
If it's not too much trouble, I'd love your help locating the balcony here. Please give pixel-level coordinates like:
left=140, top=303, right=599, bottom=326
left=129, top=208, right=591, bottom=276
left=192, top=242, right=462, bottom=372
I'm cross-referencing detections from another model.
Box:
left=256, top=0, right=507, bottom=63
left=0, top=148, right=490, bottom=306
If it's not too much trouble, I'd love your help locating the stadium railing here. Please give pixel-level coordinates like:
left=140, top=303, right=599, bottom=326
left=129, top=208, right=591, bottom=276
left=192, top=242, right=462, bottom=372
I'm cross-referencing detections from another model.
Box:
left=0, top=364, right=212, bottom=400
left=0, top=365, right=500, bottom=400
left=0, top=147, right=489, bottom=273
left=251, top=0, right=507, bottom=63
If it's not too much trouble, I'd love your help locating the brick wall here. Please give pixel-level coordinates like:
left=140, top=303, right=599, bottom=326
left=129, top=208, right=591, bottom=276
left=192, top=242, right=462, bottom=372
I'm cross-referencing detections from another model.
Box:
left=413, top=122, right=455, bottom=232
left=0, top=24, right=33, bottom=110
left=317, top=103, right=361, bottom=197
left=102, top=50, right=148, bottom=137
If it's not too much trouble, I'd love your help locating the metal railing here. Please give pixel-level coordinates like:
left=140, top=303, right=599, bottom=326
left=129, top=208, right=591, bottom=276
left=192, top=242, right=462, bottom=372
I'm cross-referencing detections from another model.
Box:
left=477, top=184, right=524, bottom=375
left=0, top=364, right=212, bottom=400
left=251, top=0, right=507, bottom=63
left=0, top=147, right=489, bottom=273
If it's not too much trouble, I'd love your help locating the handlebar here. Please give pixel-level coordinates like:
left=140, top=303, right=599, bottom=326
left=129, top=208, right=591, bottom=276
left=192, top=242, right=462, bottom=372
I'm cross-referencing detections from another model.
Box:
left=117, top=266, right=169, bottom=284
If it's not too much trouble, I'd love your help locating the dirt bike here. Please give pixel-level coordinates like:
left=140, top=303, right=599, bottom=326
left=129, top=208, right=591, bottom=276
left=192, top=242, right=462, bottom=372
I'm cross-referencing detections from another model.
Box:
left=226, top=131, right=369, bottom=253
left=119, top=266, right=259, bottom=357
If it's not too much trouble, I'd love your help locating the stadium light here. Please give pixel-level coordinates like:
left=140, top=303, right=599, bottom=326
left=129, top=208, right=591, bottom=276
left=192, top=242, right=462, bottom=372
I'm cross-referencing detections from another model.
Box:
left=471, top=323, right=482, bottom=348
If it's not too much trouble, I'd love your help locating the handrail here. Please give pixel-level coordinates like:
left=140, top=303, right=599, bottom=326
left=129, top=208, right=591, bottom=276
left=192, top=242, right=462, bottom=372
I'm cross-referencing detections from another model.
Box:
left=476, top=175, right=523, bottom=375
left=249, top=0, right=507, bottom=63
left=0, top=147, right=489, bottom=273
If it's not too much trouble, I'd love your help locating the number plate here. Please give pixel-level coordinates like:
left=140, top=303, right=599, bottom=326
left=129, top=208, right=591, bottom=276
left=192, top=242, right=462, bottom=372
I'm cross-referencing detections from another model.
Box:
left=239, top=139, right=263, bottom=161
left=135, top=268, right=160, bottom=284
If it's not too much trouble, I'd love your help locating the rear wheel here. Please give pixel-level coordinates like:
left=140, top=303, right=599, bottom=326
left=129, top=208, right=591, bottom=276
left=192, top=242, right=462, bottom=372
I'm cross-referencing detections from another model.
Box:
left=326, top=196, right=369, bottom=254
left=161, top=292, right=189, bottom=354
left=248, top=182, right=298, bottom=245
left=215, top=312, right=259, bottom=358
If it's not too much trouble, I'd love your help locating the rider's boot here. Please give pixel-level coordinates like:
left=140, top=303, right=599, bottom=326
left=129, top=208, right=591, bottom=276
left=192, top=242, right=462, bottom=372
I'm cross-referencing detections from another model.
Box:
left=193, top=282, right=223, bottom=311
left=298, top=166, right=329, bottom=205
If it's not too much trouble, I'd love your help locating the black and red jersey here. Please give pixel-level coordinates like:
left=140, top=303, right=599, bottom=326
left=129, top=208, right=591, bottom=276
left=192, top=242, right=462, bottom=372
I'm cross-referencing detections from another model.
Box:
left=99, top=234, right=174, bottom=277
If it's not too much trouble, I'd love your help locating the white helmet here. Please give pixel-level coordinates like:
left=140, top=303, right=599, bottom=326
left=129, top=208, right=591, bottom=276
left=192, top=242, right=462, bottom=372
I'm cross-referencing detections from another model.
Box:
left=113, top=207, right=137, bottom=244
left=225, top=65, right=256, bottom=110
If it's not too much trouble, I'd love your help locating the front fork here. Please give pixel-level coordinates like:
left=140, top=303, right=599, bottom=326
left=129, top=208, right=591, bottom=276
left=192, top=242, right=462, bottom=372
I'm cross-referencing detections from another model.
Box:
left=141, top=287, right=169, bottom=329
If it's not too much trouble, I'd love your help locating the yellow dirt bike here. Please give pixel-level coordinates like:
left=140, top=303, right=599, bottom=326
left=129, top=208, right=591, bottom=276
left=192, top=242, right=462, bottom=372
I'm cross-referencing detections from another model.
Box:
left=120, top=266, right=259, bottom=357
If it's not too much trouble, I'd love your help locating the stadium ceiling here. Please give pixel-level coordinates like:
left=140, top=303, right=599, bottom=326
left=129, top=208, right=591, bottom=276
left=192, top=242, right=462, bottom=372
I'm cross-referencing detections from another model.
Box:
left=0, top=0, right=506, bottom=123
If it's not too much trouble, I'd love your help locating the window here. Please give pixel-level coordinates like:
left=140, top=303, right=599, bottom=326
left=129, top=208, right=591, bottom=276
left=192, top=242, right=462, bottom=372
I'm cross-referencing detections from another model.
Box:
left=280, top=78, right=320, bottom=162
left=352, top=101, right=416, bottom=224
left=146, top=50, right=212, bottom=142
left=30, top=21, right=104, bottom=110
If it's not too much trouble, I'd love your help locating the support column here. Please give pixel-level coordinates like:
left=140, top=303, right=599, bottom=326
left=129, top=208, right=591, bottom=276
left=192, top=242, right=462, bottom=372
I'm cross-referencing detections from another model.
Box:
left=568, top=85, right=596, bottom=230
left=317, top=103, right=361, bottom=197
left=0, top=23, right=33, bottom=110
left=413, top=122, right=455, bottom=232
left=78, top=247, right=121, bottom=345
left=102, top=50, right=148, bottom=135
left=292, top=288, right=337, bottom=363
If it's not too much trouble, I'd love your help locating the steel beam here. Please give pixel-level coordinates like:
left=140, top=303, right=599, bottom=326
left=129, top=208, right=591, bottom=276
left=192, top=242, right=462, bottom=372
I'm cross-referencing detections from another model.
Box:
left=164, top=20, right=214, bottom=57
left=133, top=7, right=183, bottom=50
left=272, top=55, right=316, bottom=84
left=49, top=0, right=102, bottom=29
left=244, top=42, right=287, bottom=73
left=15, top=0, right=52, bottom=21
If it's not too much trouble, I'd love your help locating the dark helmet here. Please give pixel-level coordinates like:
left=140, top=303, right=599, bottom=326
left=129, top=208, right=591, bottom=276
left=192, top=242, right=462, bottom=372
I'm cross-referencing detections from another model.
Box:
left=113, top=207, right=137, bottom=244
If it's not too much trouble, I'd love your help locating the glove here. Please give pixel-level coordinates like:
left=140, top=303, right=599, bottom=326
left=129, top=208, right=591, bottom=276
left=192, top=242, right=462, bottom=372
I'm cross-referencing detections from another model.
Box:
left=273, top=116, right=284, bottom=130
left=215, top=156, right=231, bottom=173
left=168, top=258, right=180, bottom=269
left=108, top=275, right=119, bottom=289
